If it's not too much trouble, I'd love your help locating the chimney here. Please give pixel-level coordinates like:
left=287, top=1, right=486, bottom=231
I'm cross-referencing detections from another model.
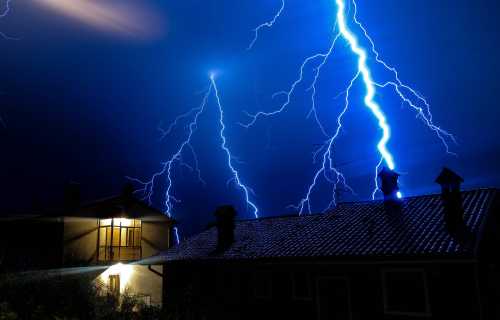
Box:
left=63, top=182, right=81, bottom=210
left=435, top=167, right=466, bottom=237
left=378, top=167, right=401, bottom=203
left=214, top=205, right=237, bottom=251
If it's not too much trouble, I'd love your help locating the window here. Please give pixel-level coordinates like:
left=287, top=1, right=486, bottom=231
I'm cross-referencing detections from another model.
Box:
left=316, top=277, right=351, bottom=320
left=109, top=274, right=120, bottom=296
left=254, top=271, right=272, bottom=300
left=292, top=272, right=312, bottom=300
left=98, top=218, right=141, bottom=262
left=382, top=269, right=431, bottom=316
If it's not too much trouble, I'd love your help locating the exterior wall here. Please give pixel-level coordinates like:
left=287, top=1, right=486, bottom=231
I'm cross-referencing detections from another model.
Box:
left=92, top=217, right=171, bottom=306
left=141, top=219, right=171, bottom=258
left=62, top=217, right=99, bottom=265
left=163, top=260, right=482, bottom=320
left=95, top=264, right=164, bottom=306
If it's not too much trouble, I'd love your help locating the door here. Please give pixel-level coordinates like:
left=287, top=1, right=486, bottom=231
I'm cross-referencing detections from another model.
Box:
left=316, top=277, right=351, bottom=320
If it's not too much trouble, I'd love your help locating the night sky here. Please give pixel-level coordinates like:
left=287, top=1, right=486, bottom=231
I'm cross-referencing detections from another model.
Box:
left=1, top=0, right=499, bottom=237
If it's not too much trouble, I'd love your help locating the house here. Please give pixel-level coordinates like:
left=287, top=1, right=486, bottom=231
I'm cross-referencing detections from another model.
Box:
left=0, top=184, right=174, bottom=306
left=158, top=168, right=500, bottom=319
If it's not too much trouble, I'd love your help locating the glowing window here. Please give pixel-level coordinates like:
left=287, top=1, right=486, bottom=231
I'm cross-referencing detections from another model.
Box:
left=109, top=274, right=120, bottom=296
left=98, top=218, right=141, bottom=262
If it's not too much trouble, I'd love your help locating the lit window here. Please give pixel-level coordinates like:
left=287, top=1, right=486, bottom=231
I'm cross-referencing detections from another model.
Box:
left=382, top=269, right=431, bottom=316
left=98, top=218, right=141, bottom=262
left=109, top=274, right=120, bottom=296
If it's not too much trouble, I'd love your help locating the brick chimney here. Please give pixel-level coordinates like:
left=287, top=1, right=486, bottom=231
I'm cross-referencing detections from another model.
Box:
left=214, top=205, right=237, bottom=251
left=435, top=167, right=466, bottom=238
left=378, top=167, right=401, bottom=203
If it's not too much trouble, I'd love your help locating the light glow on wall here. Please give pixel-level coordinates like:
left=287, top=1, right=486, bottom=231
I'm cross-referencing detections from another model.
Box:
left=99, top=263, right=134, bottom=293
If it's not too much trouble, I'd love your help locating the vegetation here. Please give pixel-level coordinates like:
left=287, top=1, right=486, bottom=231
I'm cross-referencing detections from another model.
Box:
left=0, top=273, right=162, bottom=320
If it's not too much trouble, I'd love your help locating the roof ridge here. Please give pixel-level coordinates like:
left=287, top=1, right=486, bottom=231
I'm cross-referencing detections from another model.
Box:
left=235, top=188, right=499, bottom=222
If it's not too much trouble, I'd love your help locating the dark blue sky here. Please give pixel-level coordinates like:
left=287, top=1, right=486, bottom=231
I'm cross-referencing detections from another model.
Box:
left=1, top=0, right=499, bottom=236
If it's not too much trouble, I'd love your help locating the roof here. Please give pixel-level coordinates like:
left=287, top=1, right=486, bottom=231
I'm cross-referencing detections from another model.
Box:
left=67, top=195, right=172, bottom=221
left=0, top=195, right=174, bottom=223
left=159, top=189, right=498, bottom=262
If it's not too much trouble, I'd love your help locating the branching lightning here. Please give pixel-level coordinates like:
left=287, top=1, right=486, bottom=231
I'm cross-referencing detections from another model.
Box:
left=0, top=0, right=18, bottom=40
left=129, top=75, right=258, bottom=243
left=247, top=0, right=456, bottom=213
left=247, top=0, right=285, bottom=51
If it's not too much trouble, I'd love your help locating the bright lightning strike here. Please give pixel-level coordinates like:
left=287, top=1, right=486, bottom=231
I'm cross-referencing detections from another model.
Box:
left=129, top=75, right=258, bottom=243
left=247, top=0, right=456, bottom=213
left=210, top=74, right=259, bottom=219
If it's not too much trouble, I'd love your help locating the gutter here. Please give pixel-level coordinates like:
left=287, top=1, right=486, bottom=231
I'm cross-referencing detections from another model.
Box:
left=148, top=265, right=163, bottom=277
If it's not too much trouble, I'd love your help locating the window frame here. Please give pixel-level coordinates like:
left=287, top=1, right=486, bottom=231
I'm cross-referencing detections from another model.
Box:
left=381, top=268, right=432, bottom=317
left=97, top=218, right=142, bottom=262
left=253, top=271, right=273, bottom=300
left=315, top=276, right=352, bottom=320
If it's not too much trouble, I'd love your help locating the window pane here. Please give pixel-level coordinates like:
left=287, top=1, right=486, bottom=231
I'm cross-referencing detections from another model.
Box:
left=100, top=219, right=111, bottom=227
left=99, top=227, right=107, bottom=246
left=126, top=229, right=133, bottom=246
left=121, top=228, right=127, bottom=246
left=106, top=227, right=112, bottom=246
left=121, top=219, right=133, bottom=227
left=134, top=229, right=141, bottom=246
left=112, top=228, right=120, bottom=246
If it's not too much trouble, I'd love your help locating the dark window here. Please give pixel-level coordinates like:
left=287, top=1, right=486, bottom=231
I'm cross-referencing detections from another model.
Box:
left=383, top=269, right=430, bottom=316
left=316, top=278, right=351, bottom=320
left=292, top=272, right=312, bottom=300
left=254, top=272, right=272, bottom=299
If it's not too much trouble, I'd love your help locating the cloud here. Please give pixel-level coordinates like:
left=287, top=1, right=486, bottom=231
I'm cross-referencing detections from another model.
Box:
left=33, top=0, right=165, bottom=39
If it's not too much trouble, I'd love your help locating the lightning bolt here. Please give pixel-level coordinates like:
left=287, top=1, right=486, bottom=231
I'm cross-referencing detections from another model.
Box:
left=246, top=0, right=456, bottom=213
left=210, top=73, right=259, bottom=219
left=247, top=0, right=285, bottom=51
left=0, top=0, right=18, bottom=40
left=129, top=75, right=258, bottom=243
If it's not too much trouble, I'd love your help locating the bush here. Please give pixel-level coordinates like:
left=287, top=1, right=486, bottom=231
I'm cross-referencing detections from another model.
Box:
left=0, top=273, right=162, bottom=320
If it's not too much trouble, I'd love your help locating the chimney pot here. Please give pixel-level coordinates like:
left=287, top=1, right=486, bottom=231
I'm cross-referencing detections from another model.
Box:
left=435, top=167, right=464, bottom=192
left=377, top=167, right=401, bottom=203
left=435, top=168, right=466, bottom=239
left=214, top=205, right=237, bottom=251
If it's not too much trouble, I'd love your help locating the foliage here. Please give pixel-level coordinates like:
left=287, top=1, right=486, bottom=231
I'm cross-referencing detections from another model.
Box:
left=0, top=273, right=162, bottom=320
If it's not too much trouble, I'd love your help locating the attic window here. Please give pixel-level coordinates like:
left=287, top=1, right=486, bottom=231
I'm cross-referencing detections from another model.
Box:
left=382, top=269, right=431, bottom=316
left=98, top=218, right=141, bottom=262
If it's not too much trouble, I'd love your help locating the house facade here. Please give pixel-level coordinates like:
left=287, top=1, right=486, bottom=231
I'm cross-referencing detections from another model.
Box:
left=159, top=168, right=500, bottom=319
left=0, top=184, right=174, bottom=306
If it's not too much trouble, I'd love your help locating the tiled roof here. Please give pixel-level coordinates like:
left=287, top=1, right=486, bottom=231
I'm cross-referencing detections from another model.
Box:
left=159, top=189, right=498, bottom=262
